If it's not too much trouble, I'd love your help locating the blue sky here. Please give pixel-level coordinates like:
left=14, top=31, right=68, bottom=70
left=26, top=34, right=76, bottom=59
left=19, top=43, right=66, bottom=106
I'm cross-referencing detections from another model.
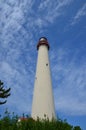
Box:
left=0, top=0, right=86, bottom=129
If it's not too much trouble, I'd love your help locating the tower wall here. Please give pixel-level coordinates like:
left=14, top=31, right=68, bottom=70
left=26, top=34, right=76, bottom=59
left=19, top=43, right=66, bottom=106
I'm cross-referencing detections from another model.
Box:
left=31, top=38, right=56, bottom=120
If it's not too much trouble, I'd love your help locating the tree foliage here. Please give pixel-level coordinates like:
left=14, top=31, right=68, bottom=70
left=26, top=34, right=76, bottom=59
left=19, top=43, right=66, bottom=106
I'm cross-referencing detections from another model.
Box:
left=0, top=80, right=11, bottom=105
left=0, top=111, right=82, bottom=130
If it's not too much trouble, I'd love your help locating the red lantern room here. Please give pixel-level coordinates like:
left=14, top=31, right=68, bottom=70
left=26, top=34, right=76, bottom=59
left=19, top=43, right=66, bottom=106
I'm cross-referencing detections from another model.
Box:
left=37, top=37, right=50, bottom=50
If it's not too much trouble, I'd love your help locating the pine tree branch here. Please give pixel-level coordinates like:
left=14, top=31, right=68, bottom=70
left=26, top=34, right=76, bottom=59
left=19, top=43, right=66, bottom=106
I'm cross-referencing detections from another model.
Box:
left=0, top=100, right=7, bottom=105
left=3, top=88, right=11, bottom=94
left=0, top=80, right=11, bottom=105
left=0, top=93, right=11, bottom=98
left=0, top=86, right=4, bottom=91
left=0, top=80, right=3, bottom=86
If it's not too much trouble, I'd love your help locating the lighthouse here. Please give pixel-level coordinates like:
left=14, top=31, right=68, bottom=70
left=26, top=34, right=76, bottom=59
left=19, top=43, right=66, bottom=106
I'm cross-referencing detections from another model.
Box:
left=31, top=37, right=56, bottom=120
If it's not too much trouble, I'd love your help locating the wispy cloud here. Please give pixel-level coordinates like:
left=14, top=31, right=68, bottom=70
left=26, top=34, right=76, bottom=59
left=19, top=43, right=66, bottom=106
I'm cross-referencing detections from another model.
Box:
left=71, top=3, right=86, bottom=25
left=38, top=0, right=73, bottom=23
left=51, top=48, right=86, bottom=115
left=0, top=0, right=73, bottom=45
left=0, top=60, right=34, bottom=113
left=0, top=0, right=85, bottom=116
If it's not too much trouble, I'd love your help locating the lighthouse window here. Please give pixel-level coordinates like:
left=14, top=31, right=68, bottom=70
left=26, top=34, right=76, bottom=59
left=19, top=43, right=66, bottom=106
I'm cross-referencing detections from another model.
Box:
left=46, top=63, right=48, bottom=66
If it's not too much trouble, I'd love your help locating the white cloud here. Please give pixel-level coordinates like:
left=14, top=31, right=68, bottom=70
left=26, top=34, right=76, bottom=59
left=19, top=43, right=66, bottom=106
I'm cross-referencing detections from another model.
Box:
left=0, top=0, right=85, bottom=116
left=71, top=3, right=86, bottom=25
left=0, top=60, right=34, bottom=114
left=51, top=48, right=86, bottom=115
left=0, top=0, right=73, bottom=47
left=38, top=0, right=73, bottom=23
left=57, top=96, right=86, bottom=115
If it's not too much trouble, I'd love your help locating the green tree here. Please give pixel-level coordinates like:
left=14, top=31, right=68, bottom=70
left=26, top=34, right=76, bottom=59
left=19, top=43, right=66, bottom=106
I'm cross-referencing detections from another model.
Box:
left=0, top=80, right=11, bottom=105
left=73, top=126, right=82, bottom=130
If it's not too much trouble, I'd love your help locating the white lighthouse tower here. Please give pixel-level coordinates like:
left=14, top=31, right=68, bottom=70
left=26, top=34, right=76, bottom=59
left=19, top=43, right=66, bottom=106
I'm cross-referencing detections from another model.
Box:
left=31, top=37, right=56, bottom=120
